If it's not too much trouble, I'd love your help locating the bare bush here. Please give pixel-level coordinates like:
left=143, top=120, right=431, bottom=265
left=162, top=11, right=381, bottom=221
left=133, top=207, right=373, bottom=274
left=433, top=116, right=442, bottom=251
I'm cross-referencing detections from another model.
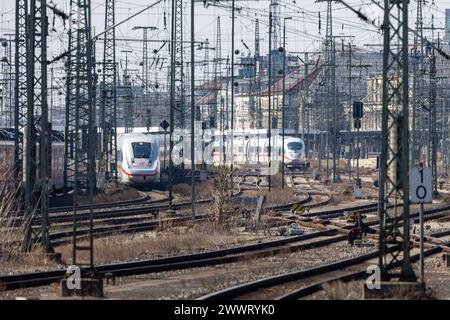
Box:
left=212, top=166, right=236, bottom=227
left=0, top=171, right=27, bottom=259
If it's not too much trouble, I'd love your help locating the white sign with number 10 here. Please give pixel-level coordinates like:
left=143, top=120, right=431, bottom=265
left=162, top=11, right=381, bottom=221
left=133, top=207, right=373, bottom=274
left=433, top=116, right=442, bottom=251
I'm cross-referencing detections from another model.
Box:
left=410, top=167, right=433, bottom=204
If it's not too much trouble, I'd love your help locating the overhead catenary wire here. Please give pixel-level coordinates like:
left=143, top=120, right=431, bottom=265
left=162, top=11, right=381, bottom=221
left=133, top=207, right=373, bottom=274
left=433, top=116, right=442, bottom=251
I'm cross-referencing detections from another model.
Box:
left=48, top=0, right=164, bottom=64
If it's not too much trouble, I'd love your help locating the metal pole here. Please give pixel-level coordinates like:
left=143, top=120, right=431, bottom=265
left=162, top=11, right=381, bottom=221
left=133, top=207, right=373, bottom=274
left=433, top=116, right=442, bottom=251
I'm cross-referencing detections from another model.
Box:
left=268, top=8, right=272, bottom=191
left=101, top=0, right=117, bottom=182
left=6, top=35, right=13, bottom=127
left=420, top=201, right=425, bottom=284
left=348, top=43, right=352, bottom=182
left=304, top=52, right=309, bottom=156
left=39, top=0, right=50, bottom=252
left=23, top=0, right=38, bottom=251
left=379, top=0, right=415, bottom=280
left=331, top=35, right=337, bottom=182
left=190, top=0, right=196, bottom=221
left=230, top=0, right=235, bottom=173
left=412, top=0, right=423, bottom=166
left=14, top=0, right=27, bottom=179
left=169, top=0, right=175, bottom=210
left=281, top=20, right=286, bottom=189
left=430, top=50, right=438, bottom=195
left=356, top=126, right=360, bottom=187
left=164, top=128, right=167, bottom=172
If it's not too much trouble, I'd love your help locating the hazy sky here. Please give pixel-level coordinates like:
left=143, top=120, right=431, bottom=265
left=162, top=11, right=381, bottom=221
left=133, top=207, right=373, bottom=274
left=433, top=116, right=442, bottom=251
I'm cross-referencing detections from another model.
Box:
left=1, top=0, right=450, bottom=87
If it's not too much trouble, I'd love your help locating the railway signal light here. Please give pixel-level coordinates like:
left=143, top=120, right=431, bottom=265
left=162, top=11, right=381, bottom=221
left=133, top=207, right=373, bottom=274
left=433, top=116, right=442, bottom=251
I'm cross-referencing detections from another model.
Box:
left=352, top=101, right=363, bottom=119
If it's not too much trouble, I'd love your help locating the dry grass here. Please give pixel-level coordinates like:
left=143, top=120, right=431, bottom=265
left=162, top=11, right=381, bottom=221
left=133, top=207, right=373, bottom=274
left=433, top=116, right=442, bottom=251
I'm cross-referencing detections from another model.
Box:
left=171, top=180, right=215, bottom=199
left=172, top=183, right=192, bottom=197
left=77, top=185, right=141, bottom=206
left=196, top=180, right=215, bottom=198
left=0, top=170, right=26, bottom=259
left=0, top=251, right=60, bottom=275
left=325, top=184, right=355, bottom=206
left=0, top=169, right=61, bottom=273
left=320, top=280, right=437, bottom=300
left=267, top=173, right=284, bottom=189
left=261, top=187, right=295, bottom=205
left=322, top=281, right=356, bottom=300
left=55, top=222, right=263, bottom=264
left=95, top=187, right=141, bottom=204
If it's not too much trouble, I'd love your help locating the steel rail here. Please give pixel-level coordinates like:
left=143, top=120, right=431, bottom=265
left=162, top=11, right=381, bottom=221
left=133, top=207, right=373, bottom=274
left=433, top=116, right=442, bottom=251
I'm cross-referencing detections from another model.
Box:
left=199, top=209, right=450, bottom=300
left=0, top=229, right=338, bottom=290
left=199, top=245, right=445, bottom=300
left=276, top=240, right=449, bottom=300
left=2, top=204, right=449, bottom=291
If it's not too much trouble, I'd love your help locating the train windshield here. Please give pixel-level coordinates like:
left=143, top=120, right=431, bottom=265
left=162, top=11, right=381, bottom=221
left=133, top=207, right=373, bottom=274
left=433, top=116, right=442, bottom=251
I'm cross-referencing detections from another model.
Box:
left=287, top=142, right=303, bottom=151
left=132, top=142, right=152, bottom=159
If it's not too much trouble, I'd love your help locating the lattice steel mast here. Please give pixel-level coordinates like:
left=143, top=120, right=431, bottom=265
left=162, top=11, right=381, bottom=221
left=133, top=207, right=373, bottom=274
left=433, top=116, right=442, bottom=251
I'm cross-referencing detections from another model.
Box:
left=122, top=50, right=134, bottom=133
left=322, top=0, right=336, bottom=180
left=14, top=0, right=27, bottom=178
left=254, top=18, right=262, bottom=129
left=133, top=26, right=157, bottom=97
left=100, top=0, right=117, bottom=182
left=429, top=39, right=437, bottom=195
left=213, top=17, right=222, bottom=129
left=66, top=0, right=97, bottom=269
left=170, top=0, right=185, bottom=129
left=411, top=0, right=425, bottom=165
left=378, top=0, right=415, bottom=281
left=21, top=0, right=51, bottom=252
left=169, top=0, right=185, bottom=209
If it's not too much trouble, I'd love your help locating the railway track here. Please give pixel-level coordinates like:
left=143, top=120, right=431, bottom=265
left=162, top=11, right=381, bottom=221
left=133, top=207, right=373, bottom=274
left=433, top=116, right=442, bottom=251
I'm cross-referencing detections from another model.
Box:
left=15, top=192, right=154, bottom=217
left=4, top=175, right=317, bottom=248
left=7, top=185, right=447, bottom=250
left=276, top=239, right=450, bottom=300
left=287, top=174, right=333, bottom=207
left=16, top=169, right=267, bottom=227
left=199, top=236, right=449, bottom=300
left=45, top=189, right=312, bottom=245
left=198, top=205, right=450, bottom=300
left=20, top=187, right=449, bottom=248
left=2, top=203, right=449, bottom=292
left=0, top=229, right=341, bottom=290
left=3, top=169, right=448, bottom=296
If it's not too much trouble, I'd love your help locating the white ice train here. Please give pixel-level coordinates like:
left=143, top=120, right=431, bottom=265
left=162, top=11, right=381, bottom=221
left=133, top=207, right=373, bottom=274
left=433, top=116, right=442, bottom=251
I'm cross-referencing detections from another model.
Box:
left=281, top=136, right=309, bottom=168
left=117, top=133, right=160, bottom=185
left=168, top=133, right=309, bottom=170
left=0, top=131, right=161, bottom=188
left=0, top=129, right=306, bottom=188
left=212, top=134, right=309, bottom=169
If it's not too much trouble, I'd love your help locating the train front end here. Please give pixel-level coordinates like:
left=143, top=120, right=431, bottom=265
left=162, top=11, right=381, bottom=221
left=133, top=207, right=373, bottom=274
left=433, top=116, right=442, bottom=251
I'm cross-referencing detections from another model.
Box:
left=283, top=137, right=309, bottom=168
left=118, top=134, right=160, bottom=185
